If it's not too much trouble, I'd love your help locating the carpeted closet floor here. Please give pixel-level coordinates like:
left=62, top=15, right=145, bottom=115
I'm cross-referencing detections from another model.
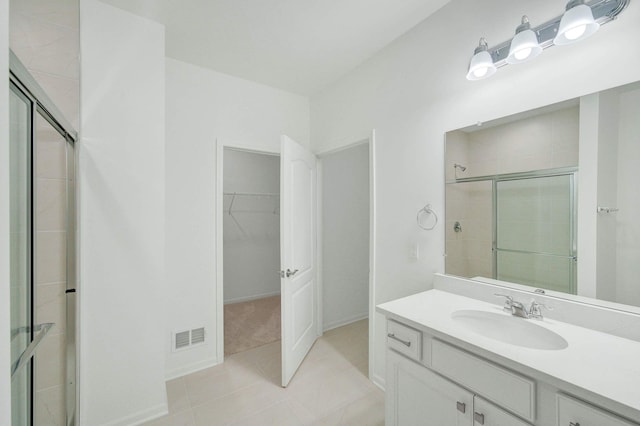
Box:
left=224, top=295, right=281, bottom=355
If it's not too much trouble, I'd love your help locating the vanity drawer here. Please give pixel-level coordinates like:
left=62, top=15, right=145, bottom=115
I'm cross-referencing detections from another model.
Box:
left=431, top=339, right=536, bottom=422
left=387, top=319, right=422, bottom=361
left=474, top=396, right=533, bottom=426
left=557, top=394, right=639, bottom=426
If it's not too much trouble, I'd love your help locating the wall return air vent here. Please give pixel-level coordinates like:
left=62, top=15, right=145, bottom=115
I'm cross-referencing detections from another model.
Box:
left=173, top=327, right=206, bottom=352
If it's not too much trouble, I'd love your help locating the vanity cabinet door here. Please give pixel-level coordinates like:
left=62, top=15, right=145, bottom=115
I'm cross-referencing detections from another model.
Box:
left=473, top=396, right=533, bottom=426
left=386, top=349, right=474, bottom=426
left=557, top=394, right=639, bottom=426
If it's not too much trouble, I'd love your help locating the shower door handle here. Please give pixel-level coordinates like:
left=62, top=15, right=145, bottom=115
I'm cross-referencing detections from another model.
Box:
left=11, top=322, right=54, bottom=378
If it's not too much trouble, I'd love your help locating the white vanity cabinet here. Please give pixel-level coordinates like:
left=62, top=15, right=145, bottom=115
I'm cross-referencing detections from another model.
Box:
left=557, top=394, right=638, bottom=426
left=386, top=349, right=474, bottom=425
left=386, top=349, right=533, bottom=426
left=384, top=317, right=640, bottom=426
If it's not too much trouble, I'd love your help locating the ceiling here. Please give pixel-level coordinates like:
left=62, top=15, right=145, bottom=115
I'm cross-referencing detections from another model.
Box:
left=100, top=0, right=450, bottom=95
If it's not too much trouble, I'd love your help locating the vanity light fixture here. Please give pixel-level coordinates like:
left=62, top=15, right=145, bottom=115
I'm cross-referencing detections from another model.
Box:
left=554, top=0, right=600, bottom=45
left=466, top=0, right=629, bottom=81
left=507, top=16, right=542, bottom=64
left=466, top=38, right=497, bottom=81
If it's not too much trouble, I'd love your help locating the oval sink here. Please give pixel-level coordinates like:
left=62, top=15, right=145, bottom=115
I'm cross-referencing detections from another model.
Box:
left=451, top=310, right=568, bottom=350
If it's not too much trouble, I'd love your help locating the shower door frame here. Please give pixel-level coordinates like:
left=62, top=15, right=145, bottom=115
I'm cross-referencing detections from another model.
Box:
left=9, top=50, right=79, bottom=426
left=492, top=168, right=578, bottom=294
left=447, top=166, right=578, bottom=294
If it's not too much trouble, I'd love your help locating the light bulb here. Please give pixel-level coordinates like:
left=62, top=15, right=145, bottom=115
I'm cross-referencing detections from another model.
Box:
left=514, top=47, right=532, bottom=61
left=473, top=67, right=489, bottom=78
left=564, top=24, right=587, bottom=40
left=554, top=2, right=599, bottom=45
left=466, top=38, right=497, bottom=81
left=506, top=16, right=542, bottom=65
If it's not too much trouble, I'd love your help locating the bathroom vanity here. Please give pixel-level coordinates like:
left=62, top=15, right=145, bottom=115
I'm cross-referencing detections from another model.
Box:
left=377, top=277, right=640, bottom=426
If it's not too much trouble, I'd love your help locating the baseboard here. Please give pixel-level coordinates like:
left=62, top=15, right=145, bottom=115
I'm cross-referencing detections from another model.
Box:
left=100, top=403, right=168, bottom=426
left=165, top=356, right=221, bottom=381
left=323, top=312, right=368, bottom=332
left=224, top=291, right=280, bottom=305
left=372, top=373, right=386, bottom=392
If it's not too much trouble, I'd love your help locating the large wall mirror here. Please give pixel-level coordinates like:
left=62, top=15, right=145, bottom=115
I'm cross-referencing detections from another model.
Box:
left=445, top=80, right=640, bottom=310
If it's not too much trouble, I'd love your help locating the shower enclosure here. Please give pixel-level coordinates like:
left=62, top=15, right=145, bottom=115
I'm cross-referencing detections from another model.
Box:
left=445, top=168, right=577, bottom=294
left=9, top=52, right=77, bottom=425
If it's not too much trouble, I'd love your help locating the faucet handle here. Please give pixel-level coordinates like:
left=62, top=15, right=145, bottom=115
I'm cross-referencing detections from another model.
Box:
left=529, top=300, right=552, bottom=320
left=495, top=294, right=514, bottom=312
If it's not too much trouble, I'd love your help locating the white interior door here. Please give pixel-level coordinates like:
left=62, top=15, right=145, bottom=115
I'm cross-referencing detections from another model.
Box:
left=280, top=135, right=318, bottom=387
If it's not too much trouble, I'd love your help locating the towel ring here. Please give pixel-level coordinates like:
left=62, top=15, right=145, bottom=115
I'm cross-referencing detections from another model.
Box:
left=417, top=204, right=438, bottom=231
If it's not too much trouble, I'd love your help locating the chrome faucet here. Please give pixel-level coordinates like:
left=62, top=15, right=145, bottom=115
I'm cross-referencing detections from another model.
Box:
left=496, top=294, right=514, bottom=313
left=528, top=300, right=550, bottom=320
left=495, top=294, right=550, bottom=320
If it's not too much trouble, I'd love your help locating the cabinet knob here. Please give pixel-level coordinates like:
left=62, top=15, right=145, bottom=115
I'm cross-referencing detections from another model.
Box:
left=456, top=401, right=466, bottom=413
left=474, top=412, right=485, bottom=425
left=569, top=423, right=580, bottom=426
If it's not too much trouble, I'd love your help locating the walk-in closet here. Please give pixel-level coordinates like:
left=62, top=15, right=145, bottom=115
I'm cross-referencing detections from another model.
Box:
left=222, top=148, right=281, bottom=356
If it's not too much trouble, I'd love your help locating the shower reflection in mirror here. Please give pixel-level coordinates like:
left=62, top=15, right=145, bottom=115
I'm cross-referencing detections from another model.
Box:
left=445, top=80, right=640, bottom=308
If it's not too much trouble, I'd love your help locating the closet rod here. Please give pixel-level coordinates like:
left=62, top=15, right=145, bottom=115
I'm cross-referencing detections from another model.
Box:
left=223, top=192, right=279, bottom=197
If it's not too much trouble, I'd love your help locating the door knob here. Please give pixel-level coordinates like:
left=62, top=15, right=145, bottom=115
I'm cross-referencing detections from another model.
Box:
left=280, top=269, right=299, bottom=278
left=286, top=268, right=299, bottom=278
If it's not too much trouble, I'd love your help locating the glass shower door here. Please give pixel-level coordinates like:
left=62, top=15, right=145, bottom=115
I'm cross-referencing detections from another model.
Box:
left=495, top=174, right=576, bottom=293
left=10, top=84, right=33, bottom=426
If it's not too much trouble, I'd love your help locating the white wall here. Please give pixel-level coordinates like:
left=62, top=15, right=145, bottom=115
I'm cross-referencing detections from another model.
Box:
left=223, top=149, right=280, bottom=304
left=595, top=90, right=620, bottom=302
left=321, top=143, right=370, bottom=330
left=1, top=0, right=11, bottom=422
left=615, top=86, right=640, bottom=307
left=577, top=94, right=599, bottom=299
left=165, top=58, right=309, bottom=378
left=80, top=1, right=167, bottom=424
left=578, top=87, right=639, bottom=305
left=310, top=0, right=640, bottom=386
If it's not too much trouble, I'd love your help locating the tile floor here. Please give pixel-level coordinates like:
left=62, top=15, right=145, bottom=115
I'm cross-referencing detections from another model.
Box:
left=145, top=319, right=384, bottom=426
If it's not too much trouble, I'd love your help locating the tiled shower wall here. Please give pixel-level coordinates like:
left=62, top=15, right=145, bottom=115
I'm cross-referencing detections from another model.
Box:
left=10, top=0, right=80, bottom=128
left=34, top=117, right=68, bottom=425
left=446, top=106, right=579, bottom=181
left=445, top=106, right=579, bottom=281
left=445, top=180, right=492, bottom=279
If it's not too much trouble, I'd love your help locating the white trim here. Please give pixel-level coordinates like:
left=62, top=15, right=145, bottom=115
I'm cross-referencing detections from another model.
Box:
left=0, top=2, right=10, bottom=421
left=100, top=403, right=168, bottom=426
left=323, top=313, right=369, bottom=332
left=315, top=136, right=370, bottom=158
left=224, top=291, right=281, bottom=305
left=372, top=373, right=385, bottom=392
left=316, top=158, right=324, bottom=337
left=368, top=130, right=377, bottom=383
left=165, top=356, right=220, bottom=381
left=215, top=139, right=224, bottom=363
left=215, top=139, right=280, bottom=365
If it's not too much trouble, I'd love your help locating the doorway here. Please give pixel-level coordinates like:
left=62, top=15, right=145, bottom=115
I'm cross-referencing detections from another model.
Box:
left=222, top=148, right=282, bottom=356
left=318, top=139, right=374, bottom=380
left=215, top=135, right=374, bottom=387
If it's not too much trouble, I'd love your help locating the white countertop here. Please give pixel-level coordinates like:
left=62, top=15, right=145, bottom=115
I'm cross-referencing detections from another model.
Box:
left=377, top=289, right=640, bottom=418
